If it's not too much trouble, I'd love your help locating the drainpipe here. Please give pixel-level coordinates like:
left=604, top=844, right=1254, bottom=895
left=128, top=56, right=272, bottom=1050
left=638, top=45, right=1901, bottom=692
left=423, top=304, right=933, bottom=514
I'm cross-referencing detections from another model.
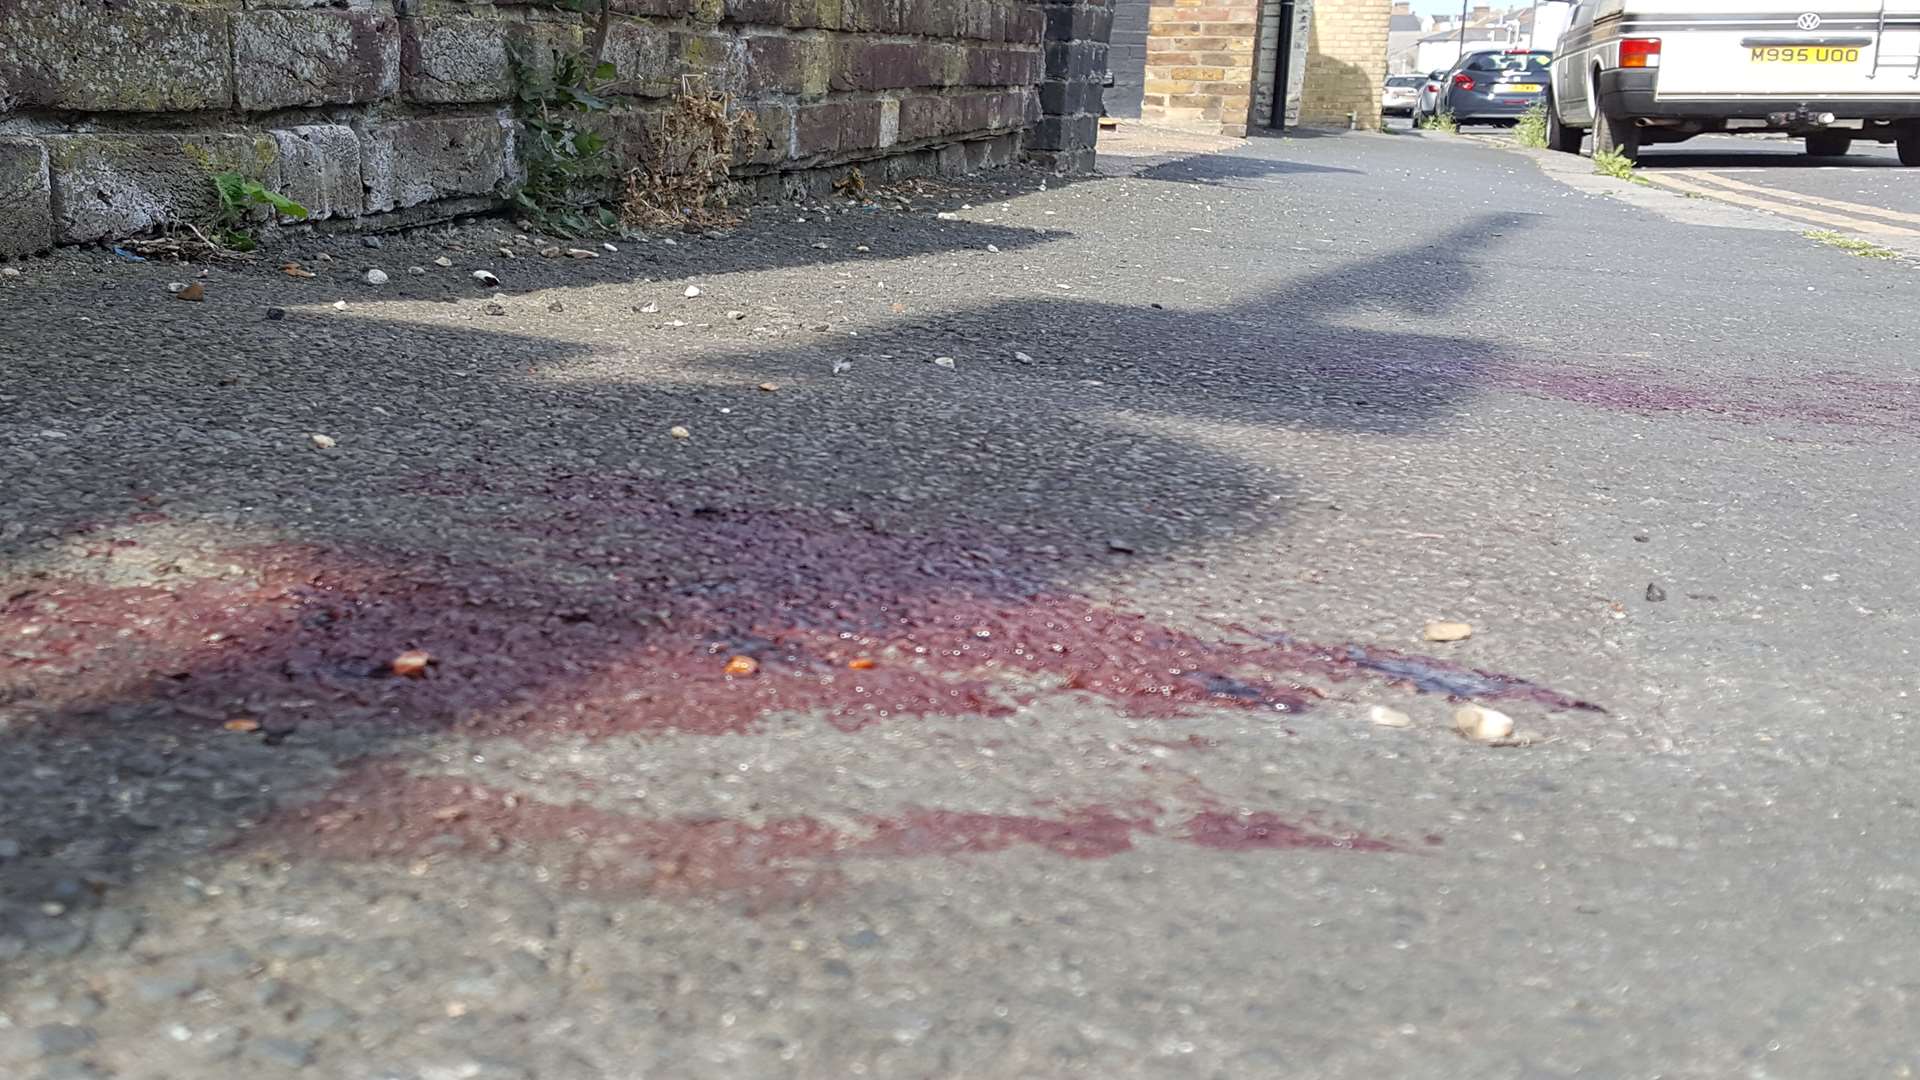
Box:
left=1268, top=0, right=1297, bottom=129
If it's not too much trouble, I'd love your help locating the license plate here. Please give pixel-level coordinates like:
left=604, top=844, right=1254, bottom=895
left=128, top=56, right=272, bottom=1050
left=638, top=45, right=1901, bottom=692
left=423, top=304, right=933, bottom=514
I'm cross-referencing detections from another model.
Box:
left=1504, top=83, right=1543, bottom=92
left=1750, top=45, right=1862, bottom=62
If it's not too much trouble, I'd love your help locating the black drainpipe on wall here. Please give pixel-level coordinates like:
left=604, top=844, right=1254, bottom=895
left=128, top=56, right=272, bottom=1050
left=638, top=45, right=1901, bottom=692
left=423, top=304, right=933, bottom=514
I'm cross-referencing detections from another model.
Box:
left=1267, top=0, right=1297, bottom=129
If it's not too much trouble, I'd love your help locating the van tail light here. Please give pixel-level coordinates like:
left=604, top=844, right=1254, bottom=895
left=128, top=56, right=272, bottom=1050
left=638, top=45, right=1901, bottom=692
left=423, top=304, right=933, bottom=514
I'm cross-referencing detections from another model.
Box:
left=1452, top=73, right=1476, bottom=90
left=1621, top=37, right=1662, bottom=68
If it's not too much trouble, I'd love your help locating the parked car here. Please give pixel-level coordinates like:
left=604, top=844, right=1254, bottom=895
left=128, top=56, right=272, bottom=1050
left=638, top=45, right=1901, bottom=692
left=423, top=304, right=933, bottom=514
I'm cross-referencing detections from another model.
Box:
left=1435, top=49, right=1554, bottom=125
left=1409, top=70, right=1447, bottom=125
left=1382, top=74, right=1427, bottom=116
left=1545, top=0, right=1920, bottom=163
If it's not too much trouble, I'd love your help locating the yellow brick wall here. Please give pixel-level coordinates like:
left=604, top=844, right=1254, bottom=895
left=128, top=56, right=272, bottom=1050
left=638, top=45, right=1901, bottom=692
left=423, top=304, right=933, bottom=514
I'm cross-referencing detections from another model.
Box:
left=1140, top=0, right=1262, bottom=136
left=1295, top=0, right=1392, bottom=128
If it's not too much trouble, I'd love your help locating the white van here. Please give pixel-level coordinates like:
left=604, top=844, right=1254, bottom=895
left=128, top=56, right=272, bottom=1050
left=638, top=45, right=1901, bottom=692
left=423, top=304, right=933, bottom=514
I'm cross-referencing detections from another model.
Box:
left=1544, top=0, right=1920, bottom=162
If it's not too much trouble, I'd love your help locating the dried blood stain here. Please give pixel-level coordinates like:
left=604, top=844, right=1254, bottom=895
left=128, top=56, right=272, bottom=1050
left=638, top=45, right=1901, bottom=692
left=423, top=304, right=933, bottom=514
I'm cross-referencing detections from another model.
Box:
left=1, top=476, right=1597, bottom=735
left=270, top=772, right=1393, bottom=903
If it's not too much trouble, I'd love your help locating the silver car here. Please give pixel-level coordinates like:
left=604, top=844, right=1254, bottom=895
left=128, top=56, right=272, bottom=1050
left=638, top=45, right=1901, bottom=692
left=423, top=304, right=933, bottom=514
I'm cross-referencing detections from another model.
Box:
left=1408, top=70, right=1446, bottom=126
left=1382, top=74, right=1426, bottom=117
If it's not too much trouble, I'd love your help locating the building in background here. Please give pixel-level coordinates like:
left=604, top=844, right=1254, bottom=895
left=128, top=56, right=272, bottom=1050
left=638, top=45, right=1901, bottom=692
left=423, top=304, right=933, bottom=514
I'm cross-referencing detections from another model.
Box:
left=1393, top=1, right=1573, bottom=76
left=1386, top=4, right=1430, bottom=74
left=1104, top=0, right=1393, bottom=135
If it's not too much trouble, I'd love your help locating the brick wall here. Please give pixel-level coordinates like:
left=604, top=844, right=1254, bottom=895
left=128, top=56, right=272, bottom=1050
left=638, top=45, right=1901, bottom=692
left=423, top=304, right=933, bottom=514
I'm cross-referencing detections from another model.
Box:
left=1029, top=0, right=1113, bottom=172
left=1107, top=0, right=1152, bottom=118
left=1294, top=0, right=1391, bottom=128
left=0, top=0, right=1085, bottom=256
left=1140, top=0, right=1261, bottom=136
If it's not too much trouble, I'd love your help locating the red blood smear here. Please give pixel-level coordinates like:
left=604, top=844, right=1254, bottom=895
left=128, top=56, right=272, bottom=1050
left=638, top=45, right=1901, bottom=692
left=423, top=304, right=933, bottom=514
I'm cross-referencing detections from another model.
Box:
left=1130, top=735, right=1221, bottom=753
left=2, top=474, right=1595, bottom=738
left=860, top=809, right=1148, bottom=860
left=1504, top=364, right=1920, bottom=434
left=1182, top=811, right=1395, bottom=853
left=1295, top=354, right=1920, bottom=434
left=267, top=773, right=1390, bottom=902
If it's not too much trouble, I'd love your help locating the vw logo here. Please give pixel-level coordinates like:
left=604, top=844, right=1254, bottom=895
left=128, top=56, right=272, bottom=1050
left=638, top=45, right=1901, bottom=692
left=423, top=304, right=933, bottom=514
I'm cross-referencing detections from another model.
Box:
left=1797, top=12, right=1822, bottom=29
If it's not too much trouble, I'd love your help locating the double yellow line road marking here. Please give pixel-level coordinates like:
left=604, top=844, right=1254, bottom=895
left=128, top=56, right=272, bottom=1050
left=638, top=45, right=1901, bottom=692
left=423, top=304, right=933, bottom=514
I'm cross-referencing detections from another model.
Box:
left=1641, top=169, right=1920, bottom=239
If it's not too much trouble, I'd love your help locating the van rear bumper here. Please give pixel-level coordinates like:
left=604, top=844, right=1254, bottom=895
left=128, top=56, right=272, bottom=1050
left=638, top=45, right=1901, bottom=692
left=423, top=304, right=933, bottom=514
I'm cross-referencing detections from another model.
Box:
left=1599, top=68, right=1920, bottom=120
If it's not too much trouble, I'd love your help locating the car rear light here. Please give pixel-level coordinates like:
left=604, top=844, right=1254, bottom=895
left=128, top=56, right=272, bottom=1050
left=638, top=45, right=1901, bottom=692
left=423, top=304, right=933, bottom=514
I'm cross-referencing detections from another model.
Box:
left=1452, top=73, right=1476, bottom=90
left=1621, top=37, right=1661, bottom=68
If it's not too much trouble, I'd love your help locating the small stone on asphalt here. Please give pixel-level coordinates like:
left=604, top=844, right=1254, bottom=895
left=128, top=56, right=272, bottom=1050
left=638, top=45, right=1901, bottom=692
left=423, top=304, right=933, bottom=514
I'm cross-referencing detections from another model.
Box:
left=1453, top=704, right=1516, bottom=742
left=1424, top=621, right=1473, bottom=642
left=1368, top=705, right=1413, bottom=727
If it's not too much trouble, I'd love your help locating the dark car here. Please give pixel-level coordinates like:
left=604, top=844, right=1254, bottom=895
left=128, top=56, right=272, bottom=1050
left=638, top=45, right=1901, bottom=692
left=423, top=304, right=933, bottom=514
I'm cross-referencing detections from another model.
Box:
left=1437, top=49, right=1551, bottom=125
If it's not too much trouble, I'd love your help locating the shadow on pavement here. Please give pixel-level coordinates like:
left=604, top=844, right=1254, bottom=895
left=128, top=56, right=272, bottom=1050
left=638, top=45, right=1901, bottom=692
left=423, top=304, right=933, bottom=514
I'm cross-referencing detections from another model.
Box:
left=1135, top=155, right=1362, bottom=186
left=0, top=210, right=1528, bottom=965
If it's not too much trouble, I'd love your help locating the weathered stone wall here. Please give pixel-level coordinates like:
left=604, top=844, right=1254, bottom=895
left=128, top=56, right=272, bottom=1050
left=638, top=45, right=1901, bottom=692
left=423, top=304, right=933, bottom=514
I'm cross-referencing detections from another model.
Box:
left=0, top=0, right=1096, bottom=256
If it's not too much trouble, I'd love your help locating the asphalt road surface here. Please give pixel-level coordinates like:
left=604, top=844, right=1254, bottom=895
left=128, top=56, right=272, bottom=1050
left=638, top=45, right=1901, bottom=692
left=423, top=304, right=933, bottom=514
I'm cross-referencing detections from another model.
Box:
left=2, top=127, right=1917, bottom=1079
left=1467, top=119, right=1920, bottom=247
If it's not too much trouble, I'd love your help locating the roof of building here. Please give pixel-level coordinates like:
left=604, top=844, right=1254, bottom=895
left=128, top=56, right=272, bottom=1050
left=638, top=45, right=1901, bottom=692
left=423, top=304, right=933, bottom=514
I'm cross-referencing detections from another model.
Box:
left=1390, top=13, right=1424, bottom=30
left=1417, top=4, right=1540, bottom=44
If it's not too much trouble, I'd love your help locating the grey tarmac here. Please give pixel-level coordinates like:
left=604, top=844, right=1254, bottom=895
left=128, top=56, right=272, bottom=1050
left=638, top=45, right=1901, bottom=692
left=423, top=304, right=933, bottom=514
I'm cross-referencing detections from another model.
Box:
left=1, top=127, right=1917, bottom=1079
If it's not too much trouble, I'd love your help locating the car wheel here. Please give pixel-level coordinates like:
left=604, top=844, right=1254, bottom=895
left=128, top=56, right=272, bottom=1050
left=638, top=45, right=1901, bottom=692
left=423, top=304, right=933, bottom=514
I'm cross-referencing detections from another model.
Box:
left=1899, top=129, right=1920, bottom=165
left=1805, top=132, right=1853, bottom=157
left=1544, top=95, right=1584, bottom=153
left=1592, top=101, right=1641, bottom=162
